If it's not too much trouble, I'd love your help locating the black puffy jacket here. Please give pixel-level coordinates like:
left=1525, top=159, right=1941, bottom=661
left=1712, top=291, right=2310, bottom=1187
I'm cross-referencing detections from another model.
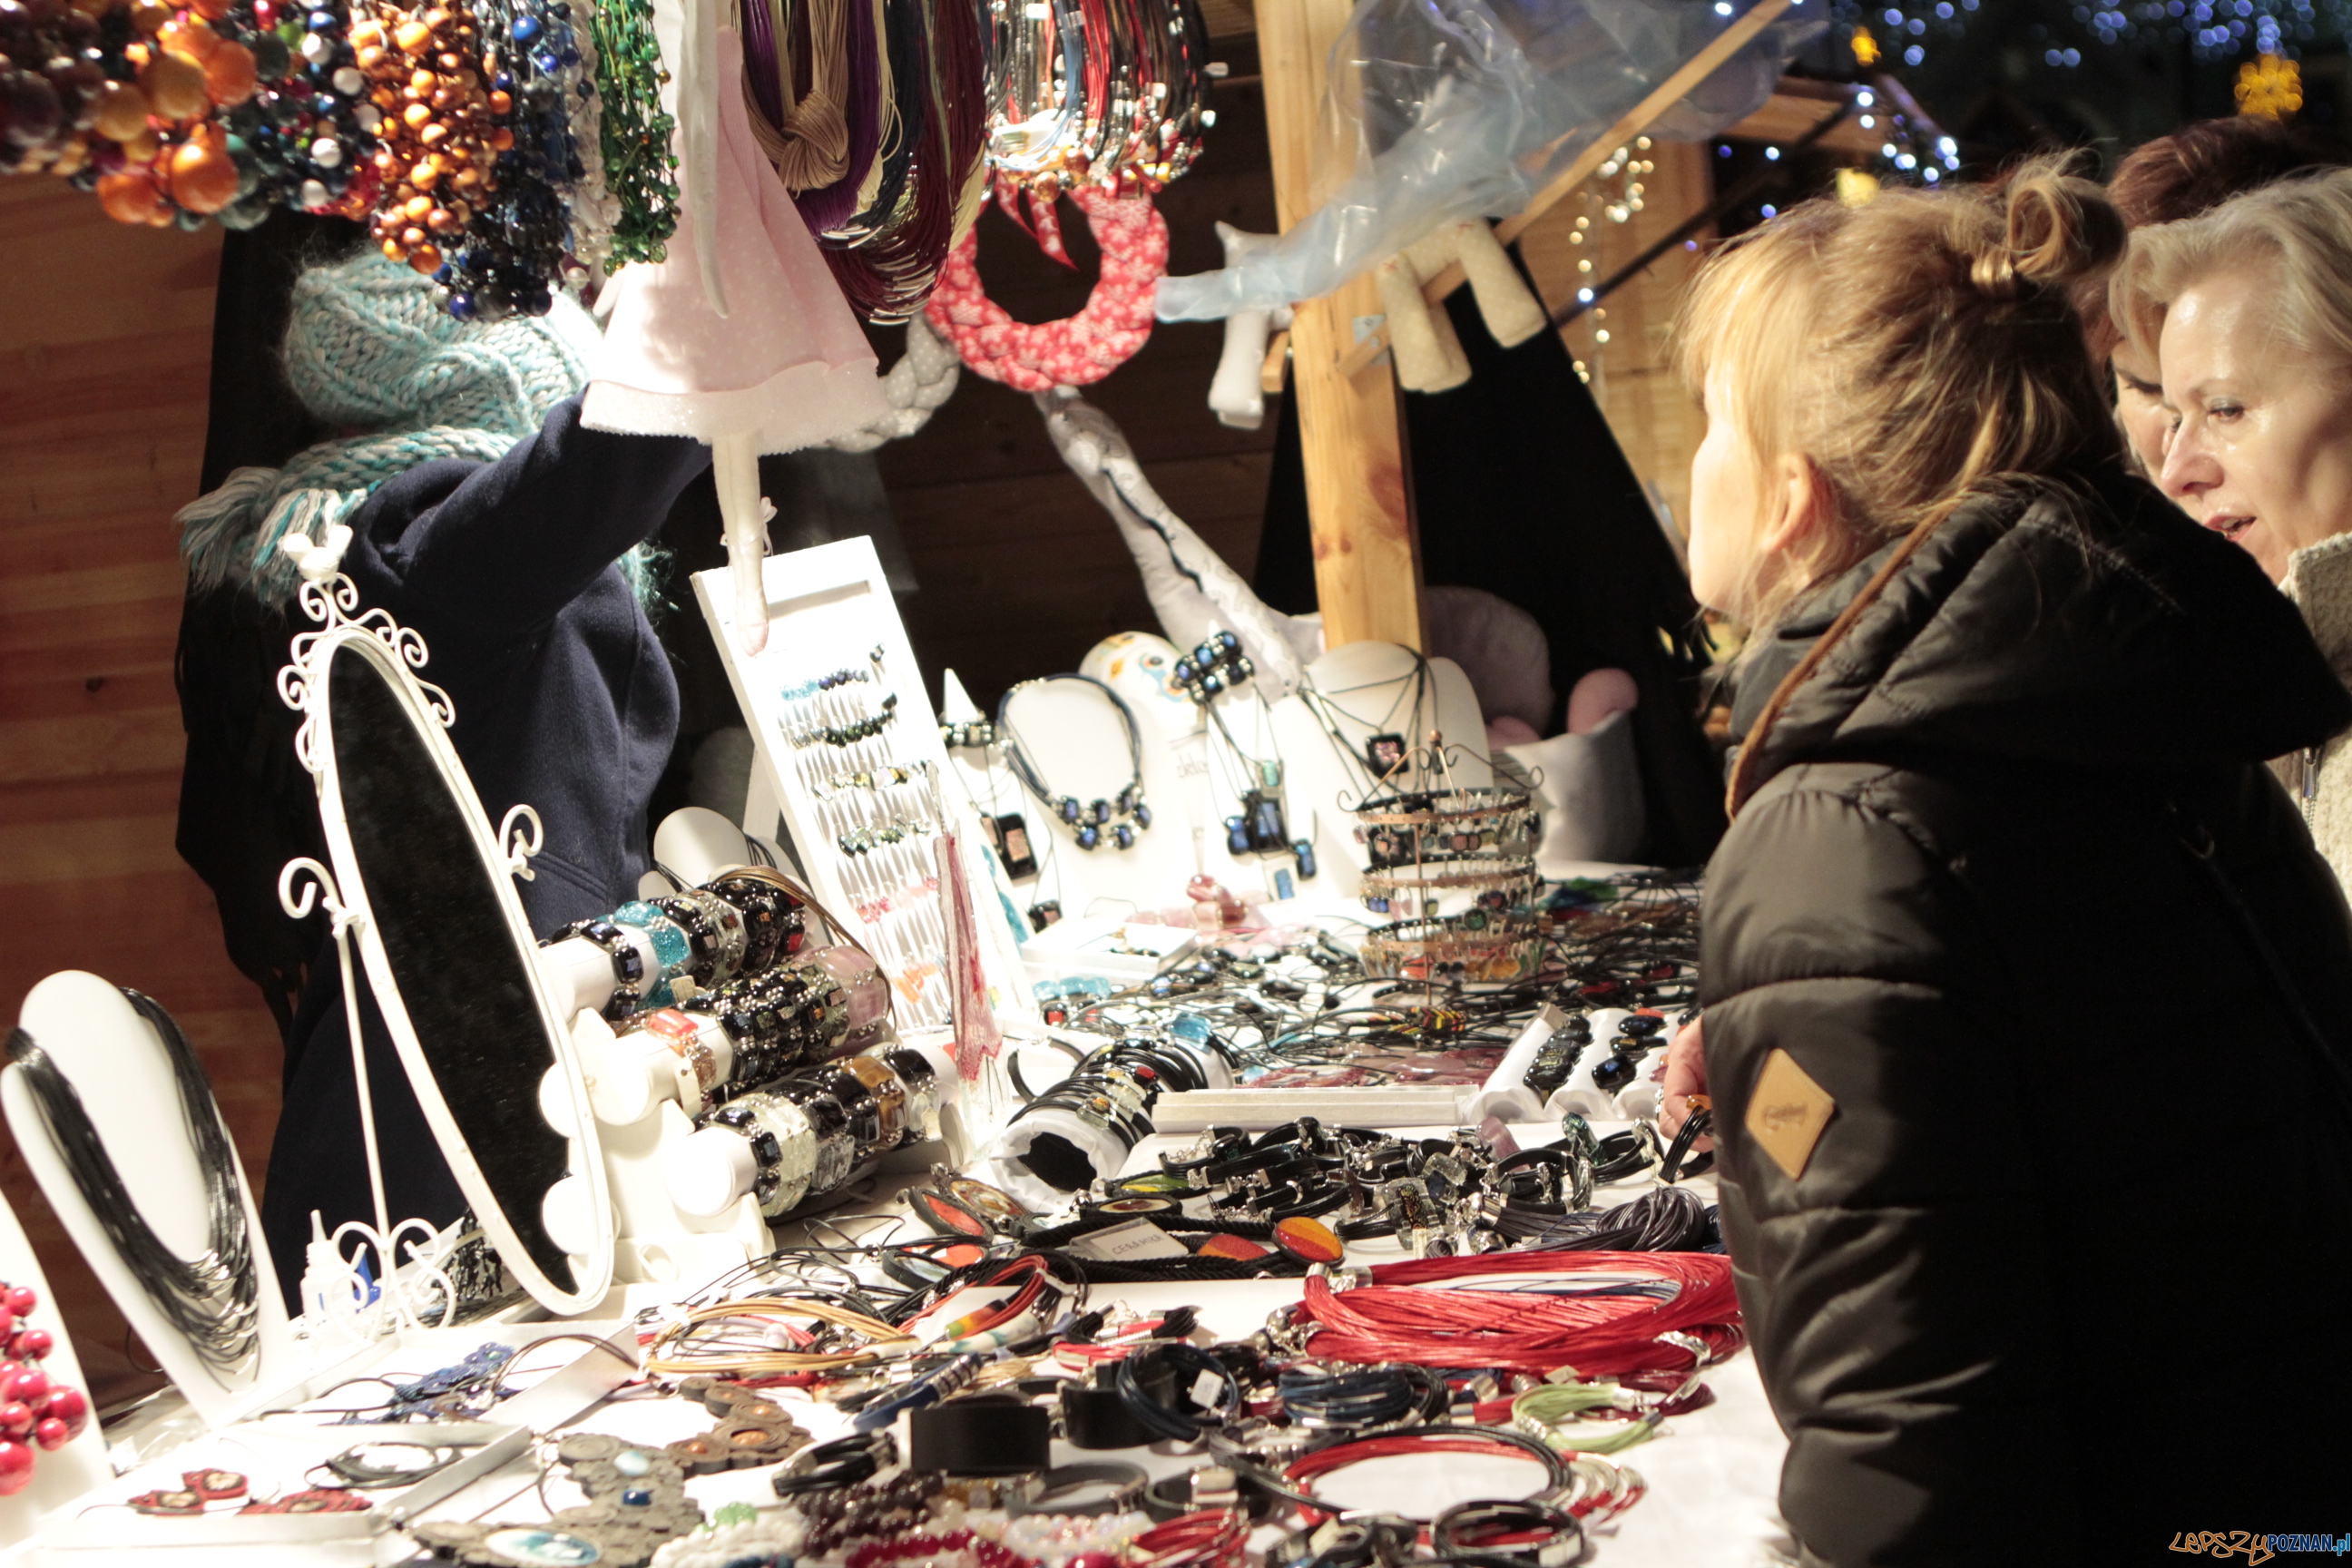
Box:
left=1702, top=462, right=2352, bottom=1566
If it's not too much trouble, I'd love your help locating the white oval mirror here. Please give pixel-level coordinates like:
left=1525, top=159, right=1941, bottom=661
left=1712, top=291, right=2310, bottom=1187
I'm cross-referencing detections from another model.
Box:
left=308, top=624, right=614, bottom=1316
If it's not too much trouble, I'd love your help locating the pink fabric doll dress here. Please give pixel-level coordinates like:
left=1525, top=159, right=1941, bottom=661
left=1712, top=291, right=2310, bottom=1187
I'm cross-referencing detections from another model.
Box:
left=583, top=24, right=888, bottom=651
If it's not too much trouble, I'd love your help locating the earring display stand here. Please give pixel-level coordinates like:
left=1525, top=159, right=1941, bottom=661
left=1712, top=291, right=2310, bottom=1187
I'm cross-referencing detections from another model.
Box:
left=692, top=538, right=1030, bottom=1046
left=3, top=973, right=300, bottom=1430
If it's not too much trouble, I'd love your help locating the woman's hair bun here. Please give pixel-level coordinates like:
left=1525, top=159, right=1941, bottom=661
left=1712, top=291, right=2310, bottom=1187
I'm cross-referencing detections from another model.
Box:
left=1971, top=155, right=2128, bottom=300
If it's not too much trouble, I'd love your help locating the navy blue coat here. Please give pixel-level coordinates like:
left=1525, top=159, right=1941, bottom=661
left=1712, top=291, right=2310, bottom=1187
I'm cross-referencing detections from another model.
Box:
left=259, top=399, right=708, bottom=1303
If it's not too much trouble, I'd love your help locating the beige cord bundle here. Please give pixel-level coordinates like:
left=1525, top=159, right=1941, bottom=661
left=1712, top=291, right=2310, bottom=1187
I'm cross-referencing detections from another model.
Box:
left=647, top=1296, right=918, bottom=1377
left=742, top=0, right=852, bottom=191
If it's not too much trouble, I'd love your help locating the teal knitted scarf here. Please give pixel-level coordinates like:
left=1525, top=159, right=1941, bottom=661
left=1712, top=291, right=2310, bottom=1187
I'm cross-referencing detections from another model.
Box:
left=177, top=426, right=667, bottom=612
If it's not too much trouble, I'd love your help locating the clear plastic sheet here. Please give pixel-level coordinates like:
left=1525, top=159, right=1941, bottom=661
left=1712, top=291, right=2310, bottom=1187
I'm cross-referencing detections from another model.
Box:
left=1154, top=0, right=1821, bottom=320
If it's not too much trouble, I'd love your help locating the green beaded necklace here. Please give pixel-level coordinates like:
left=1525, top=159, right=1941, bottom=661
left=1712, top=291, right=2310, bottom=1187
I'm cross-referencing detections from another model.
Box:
left=590, top=0, right=681, bottom=265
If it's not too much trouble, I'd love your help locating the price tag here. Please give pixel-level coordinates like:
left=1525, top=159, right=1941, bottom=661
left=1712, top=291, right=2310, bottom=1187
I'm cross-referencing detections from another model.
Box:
left=1064, top=1219, right=1190, bottom=1262
left=1189, top=1369, right=1223, bottom=1410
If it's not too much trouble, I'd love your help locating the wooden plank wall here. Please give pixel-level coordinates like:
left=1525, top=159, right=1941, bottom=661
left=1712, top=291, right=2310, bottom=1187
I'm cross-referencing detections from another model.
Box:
left=880, top=43, right=1280, bottom=709
left=0, top=179, right=272, bottom=1411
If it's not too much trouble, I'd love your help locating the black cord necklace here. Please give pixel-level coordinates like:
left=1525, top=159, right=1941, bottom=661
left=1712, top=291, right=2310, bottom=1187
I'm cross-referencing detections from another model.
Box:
left=996, top=674, right=1153, bottom=851
left=1209, top=697, right=1297, bottom=859
left=6, top=990, right=260, bottom=1380
left=1299, top=654, right=1434, bottom=798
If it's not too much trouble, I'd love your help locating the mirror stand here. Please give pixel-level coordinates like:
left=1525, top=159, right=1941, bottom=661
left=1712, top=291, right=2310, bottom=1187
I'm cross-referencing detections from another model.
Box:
left=270, top=856, right=471, bottom=1344
left=275, top=546, right=615, bottom=1320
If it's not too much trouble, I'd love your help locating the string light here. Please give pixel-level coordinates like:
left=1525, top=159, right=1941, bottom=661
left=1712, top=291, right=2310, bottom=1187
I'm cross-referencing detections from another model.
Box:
left=1835, top=0, right=2337, bottom=72
left=2238, top=50, right=2305, bottom=115
left=1563, top=137, right=1651, bottom=386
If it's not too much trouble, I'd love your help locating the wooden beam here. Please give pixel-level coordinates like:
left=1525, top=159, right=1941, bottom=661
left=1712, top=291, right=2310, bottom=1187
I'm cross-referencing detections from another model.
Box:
left=1720, top=88, right=1893, bottom=158
left=1333, top=0, right=1796, bottom=379
left=1259, top=0, right=1424, bottom=650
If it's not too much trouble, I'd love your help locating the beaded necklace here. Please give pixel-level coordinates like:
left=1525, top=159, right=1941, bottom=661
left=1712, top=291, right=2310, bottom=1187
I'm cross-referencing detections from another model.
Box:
left=440, top=0, right=593, bottom=318
left=588, top=0, right=679, bottom=263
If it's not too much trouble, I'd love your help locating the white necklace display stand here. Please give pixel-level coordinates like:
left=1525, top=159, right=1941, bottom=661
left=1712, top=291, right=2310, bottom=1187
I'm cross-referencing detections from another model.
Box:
left=994, top=662, right=1191, bottom=920
left=4, top=972, right=299, bottom=1430
left=1267, top=642, right=1492, bottom=902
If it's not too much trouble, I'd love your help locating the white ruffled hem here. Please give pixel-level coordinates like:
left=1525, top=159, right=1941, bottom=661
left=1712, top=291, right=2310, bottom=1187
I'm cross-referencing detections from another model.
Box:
left=581, top=356, right=892, bottom=456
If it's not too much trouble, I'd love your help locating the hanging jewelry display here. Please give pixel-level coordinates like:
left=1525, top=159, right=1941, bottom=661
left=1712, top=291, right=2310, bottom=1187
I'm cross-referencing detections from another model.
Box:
left=926, top=0, right=1209, bottom=377
left=997, top=675, right=1152, bottom=852
left=1342, top=732, right=1541, bottom=975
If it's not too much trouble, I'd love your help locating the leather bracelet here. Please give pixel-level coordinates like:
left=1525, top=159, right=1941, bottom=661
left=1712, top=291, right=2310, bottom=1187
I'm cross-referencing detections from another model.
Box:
left=1060, top=1368, right=1155, bottom=1450
left=1115, top=1343, right=1240, bottom=1442
left=1591, top=1126, right=1661, bottom=1184
left=1430, top=1498, right=1584, bottom=1567
left=906, top=1394, right=1052, bottom=1475
left=1004, top=1461, right=1149, bottom=1517
left=772, top=1432, right=896, bottom=1497
left=1658, top=1102, right=1714, bottom=1185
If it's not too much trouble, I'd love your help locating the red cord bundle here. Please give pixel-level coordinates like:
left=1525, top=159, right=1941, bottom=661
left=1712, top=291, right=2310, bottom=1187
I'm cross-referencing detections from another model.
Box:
left=1124, top=1510, right=1249, bottom=1568
left=1291, top=1251, right=1743, bottom=1377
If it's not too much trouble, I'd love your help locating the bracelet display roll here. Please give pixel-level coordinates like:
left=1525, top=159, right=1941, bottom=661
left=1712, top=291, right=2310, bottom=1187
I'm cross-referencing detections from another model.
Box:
left=555, top=916, right=648, bottom=1023
left=554, top=872, right=812, bottom=1022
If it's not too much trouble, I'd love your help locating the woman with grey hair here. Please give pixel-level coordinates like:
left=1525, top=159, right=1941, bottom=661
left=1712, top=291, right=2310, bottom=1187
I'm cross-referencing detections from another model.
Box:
left=2115, top=169, right=2352, bottom=890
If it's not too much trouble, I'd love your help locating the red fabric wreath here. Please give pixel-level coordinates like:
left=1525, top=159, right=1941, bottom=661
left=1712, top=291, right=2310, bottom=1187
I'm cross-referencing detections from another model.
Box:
left=926, top=186, right=1168, bottom=392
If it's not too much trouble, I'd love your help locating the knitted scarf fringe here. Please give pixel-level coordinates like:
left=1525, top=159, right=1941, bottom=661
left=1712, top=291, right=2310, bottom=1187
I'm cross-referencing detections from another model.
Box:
left=178, top=426, right=666, bottom=612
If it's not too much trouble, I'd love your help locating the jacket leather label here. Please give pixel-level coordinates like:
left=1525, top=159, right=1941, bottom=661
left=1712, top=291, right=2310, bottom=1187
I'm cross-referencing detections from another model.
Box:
left=1746, top=1049, right=1836, bottom=1181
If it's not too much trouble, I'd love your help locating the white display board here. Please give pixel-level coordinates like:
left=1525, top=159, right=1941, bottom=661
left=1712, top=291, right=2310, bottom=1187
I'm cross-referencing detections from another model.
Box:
left=692, top=538, right=1028, bottom=1035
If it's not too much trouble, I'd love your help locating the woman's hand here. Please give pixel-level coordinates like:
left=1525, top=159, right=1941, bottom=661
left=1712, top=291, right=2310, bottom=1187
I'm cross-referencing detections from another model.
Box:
left=1658, top=1015, right=1713, bottom=1154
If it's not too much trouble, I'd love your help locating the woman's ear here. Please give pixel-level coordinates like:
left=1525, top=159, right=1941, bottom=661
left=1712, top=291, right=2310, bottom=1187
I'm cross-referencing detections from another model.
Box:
left=1759, top=454, right=1831, bottom=555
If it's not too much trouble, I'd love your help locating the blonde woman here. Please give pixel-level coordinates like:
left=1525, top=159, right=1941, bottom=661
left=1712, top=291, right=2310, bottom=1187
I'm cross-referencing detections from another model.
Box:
left=2116, top=172, right=2352, bottom=887
left=1657, top=164, right=2352, bottom=1562
left=2073, top=115, right=2349, bottom=475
